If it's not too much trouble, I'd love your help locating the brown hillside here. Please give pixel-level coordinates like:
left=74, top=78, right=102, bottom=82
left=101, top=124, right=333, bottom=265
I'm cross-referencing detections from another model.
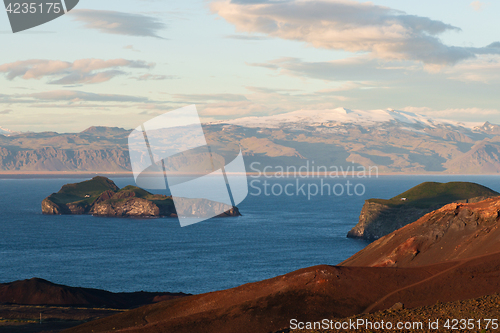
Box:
left=0, top=278, right=186, bottom=309
left=341, top=197, right=500, bottom=268
left=64, top=251, right=500, bottom=333
left=62, top=196, right=500, bottom=333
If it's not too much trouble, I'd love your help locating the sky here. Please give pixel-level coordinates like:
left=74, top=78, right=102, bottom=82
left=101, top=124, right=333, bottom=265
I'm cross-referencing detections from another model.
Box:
left=0, top=0, right=499, bottom=132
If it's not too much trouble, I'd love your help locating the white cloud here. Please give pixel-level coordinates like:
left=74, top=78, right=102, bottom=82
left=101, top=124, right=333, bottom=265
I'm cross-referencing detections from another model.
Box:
left=211, top=0, right=500, bottom=65
left=0, top=90, right=156, bottom=105
left=69, top=9, right=166, bottom=38
left=470, top=1, right=485, bottom=11
left=444, top=54, right=500, bottom=83
left=198, top=101, right=268, bottom=116
left=124, top=45, right=141, bottom=52
left=248, top=56, right=415, bottom=81
left=172, top=93, right=249, bottom=102
left=132, top=74, right=178, bottom=81
left=245, top=86, right=300, bottom=94
left=402, top=106, right=499, bottom=123
left=0, top=59, right=155, bottom=85
left=28, top=90, right=150, bottom=102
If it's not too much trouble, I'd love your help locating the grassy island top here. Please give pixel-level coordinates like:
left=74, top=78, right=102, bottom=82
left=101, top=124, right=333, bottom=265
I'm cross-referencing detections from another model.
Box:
left=367, top=181, right=499, bottom=208
left=59, top=176, right=119, bottom=196
left=49, top=176, right=172, bottom=207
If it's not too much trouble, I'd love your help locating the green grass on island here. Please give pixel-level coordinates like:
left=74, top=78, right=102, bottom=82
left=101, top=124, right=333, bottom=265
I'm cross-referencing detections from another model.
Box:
left=47, top=176, right=175, bottom=211
left=367, top=182, right=499, bottom=208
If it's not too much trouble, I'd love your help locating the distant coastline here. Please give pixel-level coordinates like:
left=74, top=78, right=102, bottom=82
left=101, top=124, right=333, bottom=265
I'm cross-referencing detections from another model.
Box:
left=0, top=171, right=134, bottom=179
left=0, top=171, right=499, bottom=179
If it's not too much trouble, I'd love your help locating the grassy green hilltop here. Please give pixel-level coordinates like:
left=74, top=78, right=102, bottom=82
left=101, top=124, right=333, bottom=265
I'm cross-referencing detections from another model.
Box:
left=42, top=176, right=176, bottom=217
left=368, top=181, right=499, bottom=208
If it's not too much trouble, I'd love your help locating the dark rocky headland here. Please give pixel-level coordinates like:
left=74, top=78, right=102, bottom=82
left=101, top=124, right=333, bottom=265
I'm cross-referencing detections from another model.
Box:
left=347, top=181, right=499, bottom=240
left=41, top=176, right=240, bottom=218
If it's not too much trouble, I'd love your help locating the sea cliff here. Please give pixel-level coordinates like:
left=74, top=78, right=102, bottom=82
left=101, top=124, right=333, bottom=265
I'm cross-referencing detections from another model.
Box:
left=347, top=181, right=498, bottom=240
left=42, top=176, right=240, bottom=218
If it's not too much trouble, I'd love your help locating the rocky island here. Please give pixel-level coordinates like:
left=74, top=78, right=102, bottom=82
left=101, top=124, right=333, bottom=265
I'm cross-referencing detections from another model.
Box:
left=42, top=176, right=240, bottom=218
left=6, top=183, right=500, bottom=333
left=347, top=181, right=499, bottom=240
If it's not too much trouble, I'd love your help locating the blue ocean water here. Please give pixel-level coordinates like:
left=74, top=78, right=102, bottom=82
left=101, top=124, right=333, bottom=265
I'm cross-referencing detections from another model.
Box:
left=0, top=175, right=499, bottom=294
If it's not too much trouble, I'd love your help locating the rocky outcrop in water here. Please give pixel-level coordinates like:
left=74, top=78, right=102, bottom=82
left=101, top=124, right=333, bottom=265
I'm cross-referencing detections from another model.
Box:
left=347, top=202, right=431, bottom=240
left=42, top=176, right=240, bottom=218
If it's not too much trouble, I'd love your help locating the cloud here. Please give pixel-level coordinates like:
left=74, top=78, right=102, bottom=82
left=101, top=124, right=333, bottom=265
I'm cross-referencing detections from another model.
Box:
left=70, top=9, right=166, bottom=38
left=124, top=45, right=141, bottom=52
left=250, top=53, right=500, bottom=87
left=211, top=0, right=500, bottom=65
left=198, top=101, right=268, bottom=116
left=443, top=54, right=500, bottom=83
left=245, top=86, right=299, bottom=93
left=0, top=59, right=155, bottom=85
left=403, top=106, right=499, bottom=122
left=132, top=74, right=178, bottom=81
left=248, top=56, right=413, bottom=81
left=172, top=93, right=249, bottom=102
left=470, top=1, right=485, bottom=11
left=0, top=90, right=178, bottom=109
left=0, top=109, right=12, bottom=114
left=27, top=90, right=150, bottom=103
left=314, top=81, right=372, bottom=93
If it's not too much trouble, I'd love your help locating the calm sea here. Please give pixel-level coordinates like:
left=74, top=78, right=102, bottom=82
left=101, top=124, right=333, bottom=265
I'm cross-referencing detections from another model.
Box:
left=0, top=175, right=499, bottom=294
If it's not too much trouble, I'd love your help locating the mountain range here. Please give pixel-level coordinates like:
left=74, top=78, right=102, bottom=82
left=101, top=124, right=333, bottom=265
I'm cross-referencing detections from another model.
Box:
left=2, top=108, right=500, bottom=173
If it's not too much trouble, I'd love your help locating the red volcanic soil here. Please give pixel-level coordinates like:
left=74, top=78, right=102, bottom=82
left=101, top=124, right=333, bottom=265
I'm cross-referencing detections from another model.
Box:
left=341, top=197, right=500, bottom=268
left=0, top=278, right=186, bottom=309
left=3, top=196, right=496, bottom=333
left=64, top=250, right=500, bottom=333
left=291, top=293, right=500, bottom=333
left=62, top=197, right=500, bottom=333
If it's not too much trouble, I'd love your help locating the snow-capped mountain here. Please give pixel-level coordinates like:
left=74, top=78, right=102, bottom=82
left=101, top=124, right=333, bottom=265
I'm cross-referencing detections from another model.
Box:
left=201, top=107, right=500, bottom=174
left=0, top=126, right=18, bottom=136
left=472, top=121, right=500, bottom=135
left=223, top=107, right=478, bottom=130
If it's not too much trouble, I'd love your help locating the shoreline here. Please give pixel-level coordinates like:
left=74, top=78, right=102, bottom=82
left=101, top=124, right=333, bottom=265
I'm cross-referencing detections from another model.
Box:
left=0, top=171, right=134, bottom=179
left=0, top=171, right=498, bottom=179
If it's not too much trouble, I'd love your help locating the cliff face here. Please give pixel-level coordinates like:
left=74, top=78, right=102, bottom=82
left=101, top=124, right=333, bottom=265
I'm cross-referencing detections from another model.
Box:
left=347, top=201, right=431, bottom=240
left=342, top=197, right=500, bottom=268
left=42, top=177, right=240, bottom=218
left=91, top=197, right=161, bottom=217
left=42, top=195, right=92, bottom=215
left=0, top=127, right=131, bottom=172
left=347, top=182, right=499, bottom=241
left=0, top=147, right=131, bottom=172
